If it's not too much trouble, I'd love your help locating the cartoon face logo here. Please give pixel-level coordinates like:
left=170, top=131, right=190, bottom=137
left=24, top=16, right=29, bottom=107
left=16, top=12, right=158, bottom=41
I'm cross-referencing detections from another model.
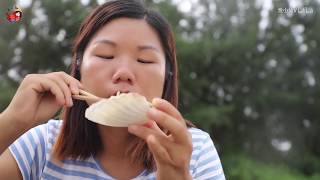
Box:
left=6, top=6, right=22, bottom=22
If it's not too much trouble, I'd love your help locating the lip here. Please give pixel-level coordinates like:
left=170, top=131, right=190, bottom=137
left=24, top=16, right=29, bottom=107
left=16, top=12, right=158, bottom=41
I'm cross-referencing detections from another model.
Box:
left=109, top=89, right=131, bottom=97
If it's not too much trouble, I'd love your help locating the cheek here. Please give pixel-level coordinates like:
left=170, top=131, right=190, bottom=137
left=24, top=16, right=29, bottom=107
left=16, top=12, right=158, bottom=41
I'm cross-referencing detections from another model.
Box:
left=140, top=66, right=166, bottom=99
left=80, top=58, right=109, bottom=90
left=80, top=59, right=96, bottom=80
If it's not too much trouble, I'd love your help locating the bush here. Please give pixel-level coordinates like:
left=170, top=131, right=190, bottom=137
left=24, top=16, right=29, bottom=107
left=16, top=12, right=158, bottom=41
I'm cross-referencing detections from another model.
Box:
left=222, top=153, right=320, bottom=180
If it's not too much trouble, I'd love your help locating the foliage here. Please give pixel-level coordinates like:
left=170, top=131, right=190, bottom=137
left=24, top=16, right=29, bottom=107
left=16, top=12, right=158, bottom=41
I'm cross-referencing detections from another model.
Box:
left=223, top=153, right=320, bottom=180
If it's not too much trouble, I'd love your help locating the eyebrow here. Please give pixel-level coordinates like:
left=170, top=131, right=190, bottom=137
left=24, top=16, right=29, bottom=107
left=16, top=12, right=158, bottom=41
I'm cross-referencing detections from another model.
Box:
left=93, top=39, right=116, bottom=47
left=93, top=39, right=160, bottom=53
left=137, top=45, right=160, bottom=53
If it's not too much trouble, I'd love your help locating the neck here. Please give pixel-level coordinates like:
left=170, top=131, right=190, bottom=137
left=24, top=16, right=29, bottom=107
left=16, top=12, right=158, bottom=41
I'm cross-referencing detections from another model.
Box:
left=96, top=125, right=145, bottom=179
left=97, top=125, right=132, bottom=158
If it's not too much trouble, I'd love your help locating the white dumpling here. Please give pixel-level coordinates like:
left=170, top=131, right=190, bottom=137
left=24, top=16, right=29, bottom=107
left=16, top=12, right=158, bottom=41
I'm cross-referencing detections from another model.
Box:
left=85, top=92, right=152, bottom=127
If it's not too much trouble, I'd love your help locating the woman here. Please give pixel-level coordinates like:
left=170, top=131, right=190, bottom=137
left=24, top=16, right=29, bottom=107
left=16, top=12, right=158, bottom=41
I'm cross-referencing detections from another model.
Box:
left=0, top=0, right=225, bottom=179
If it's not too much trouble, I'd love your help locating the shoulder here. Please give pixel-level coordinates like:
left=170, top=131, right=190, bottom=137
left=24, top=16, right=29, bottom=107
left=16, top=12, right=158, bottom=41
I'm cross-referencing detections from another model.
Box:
left=25, top=119, right=62, bottom=137
left=31, top=119, right=62, bottom=144
left=46, top=119, right=62, bottom=135
left=10, top=119, right=62, bottom=152
left=188, top=127, right=217, bottom=163
left=188, top=127, right=212, bottom=145
left=8, top=119, right=63, bottom=180
left=45, top=119, right=63, bottom=149
left=188, top=127, right=211, bottom=137
left=188, top=127, right=226, bottom=179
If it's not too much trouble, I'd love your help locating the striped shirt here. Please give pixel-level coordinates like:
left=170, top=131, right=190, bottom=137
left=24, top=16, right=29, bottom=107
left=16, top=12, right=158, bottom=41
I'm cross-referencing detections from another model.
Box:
left=9, top=120, right=225, bottom=180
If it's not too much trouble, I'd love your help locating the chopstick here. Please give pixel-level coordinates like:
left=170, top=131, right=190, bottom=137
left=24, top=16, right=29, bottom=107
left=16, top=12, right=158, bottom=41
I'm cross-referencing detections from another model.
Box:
left=72, top=89, right=102, bottom=103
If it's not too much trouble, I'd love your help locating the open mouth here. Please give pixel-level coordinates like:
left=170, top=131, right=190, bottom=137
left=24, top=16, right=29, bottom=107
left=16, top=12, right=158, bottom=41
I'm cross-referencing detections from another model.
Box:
left=111, top=90, right=131, bottom=97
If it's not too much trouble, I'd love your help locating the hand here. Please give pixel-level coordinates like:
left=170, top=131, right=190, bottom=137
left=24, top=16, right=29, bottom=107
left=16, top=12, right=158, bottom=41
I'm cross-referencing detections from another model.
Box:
left=128, top=98, right=193, bottom=180
left=2, top=72, right=82, bottom=129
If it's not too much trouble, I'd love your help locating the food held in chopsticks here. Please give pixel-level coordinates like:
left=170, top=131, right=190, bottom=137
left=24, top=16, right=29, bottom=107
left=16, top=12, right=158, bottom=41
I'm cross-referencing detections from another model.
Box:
left=84, top=91, right=152, bottom=127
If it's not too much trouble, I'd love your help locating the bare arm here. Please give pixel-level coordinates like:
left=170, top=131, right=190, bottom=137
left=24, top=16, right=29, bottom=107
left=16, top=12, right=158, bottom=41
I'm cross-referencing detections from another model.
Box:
left=0, top=113, right=31, bottom=155
left=0, top=72, right=82, bottom=178
left=0, top=149, right=22, bottom=180
left=0, top=113, right=27, bottom=179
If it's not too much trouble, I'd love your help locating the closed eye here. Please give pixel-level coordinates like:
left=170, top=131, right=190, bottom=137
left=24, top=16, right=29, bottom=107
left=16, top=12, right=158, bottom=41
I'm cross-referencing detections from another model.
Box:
left=138, top=59, right=153, bottom=64
left=96, top=55, right=114, bottom=60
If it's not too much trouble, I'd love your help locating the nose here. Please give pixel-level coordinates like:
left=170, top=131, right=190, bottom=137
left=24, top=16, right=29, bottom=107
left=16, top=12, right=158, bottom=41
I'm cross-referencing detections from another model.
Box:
left=111, top=65, right=135, bottom=85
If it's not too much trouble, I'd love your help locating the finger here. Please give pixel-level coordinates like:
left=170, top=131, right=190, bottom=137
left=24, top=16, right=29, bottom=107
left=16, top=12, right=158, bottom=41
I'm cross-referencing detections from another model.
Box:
left=128, top=124, right=176, bottom=146
left=143, top=120, right=166, bottom=136
left=128, top=124, right=168, bottom=141
left=152, top=98, right=184, bottom=124
left=70, top=82, right=80, bottom=95
left=147, top=108, right=189, bottom=145
left=147, top=135, right=173, bottom=164
left=129, top=125, right=179, bottom=165
left=129, top=123, right=189, bottom=167
left=46, top=74, right=73, bottom=106
left=56, top=71, right=83, bottom=93
left=71, top=95, right=87, bottom=101
left=34, top=76, right=66, bottom=106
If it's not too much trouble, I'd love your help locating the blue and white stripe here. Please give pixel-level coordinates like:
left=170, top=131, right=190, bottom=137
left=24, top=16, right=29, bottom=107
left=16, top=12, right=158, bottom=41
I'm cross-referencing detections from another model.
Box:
left=9, top=120, right=225, bottom=180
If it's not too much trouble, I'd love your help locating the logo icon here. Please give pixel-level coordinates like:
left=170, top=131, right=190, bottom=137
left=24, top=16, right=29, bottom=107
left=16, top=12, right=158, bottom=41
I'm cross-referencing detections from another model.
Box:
left=6, top=6, right=22, bottom=22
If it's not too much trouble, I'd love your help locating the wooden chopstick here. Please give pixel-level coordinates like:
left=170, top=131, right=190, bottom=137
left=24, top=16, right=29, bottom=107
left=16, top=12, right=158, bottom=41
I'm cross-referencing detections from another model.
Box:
left=72, top=89, right=102, bottom=103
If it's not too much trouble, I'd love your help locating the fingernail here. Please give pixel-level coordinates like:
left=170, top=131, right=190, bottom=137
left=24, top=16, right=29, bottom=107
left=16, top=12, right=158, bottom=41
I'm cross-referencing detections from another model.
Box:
left=152, top=98, right=160, bottom=104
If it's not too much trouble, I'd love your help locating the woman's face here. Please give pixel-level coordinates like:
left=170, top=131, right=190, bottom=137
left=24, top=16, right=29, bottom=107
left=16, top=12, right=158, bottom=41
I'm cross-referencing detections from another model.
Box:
left=80, top=18, right=166, bottom=102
